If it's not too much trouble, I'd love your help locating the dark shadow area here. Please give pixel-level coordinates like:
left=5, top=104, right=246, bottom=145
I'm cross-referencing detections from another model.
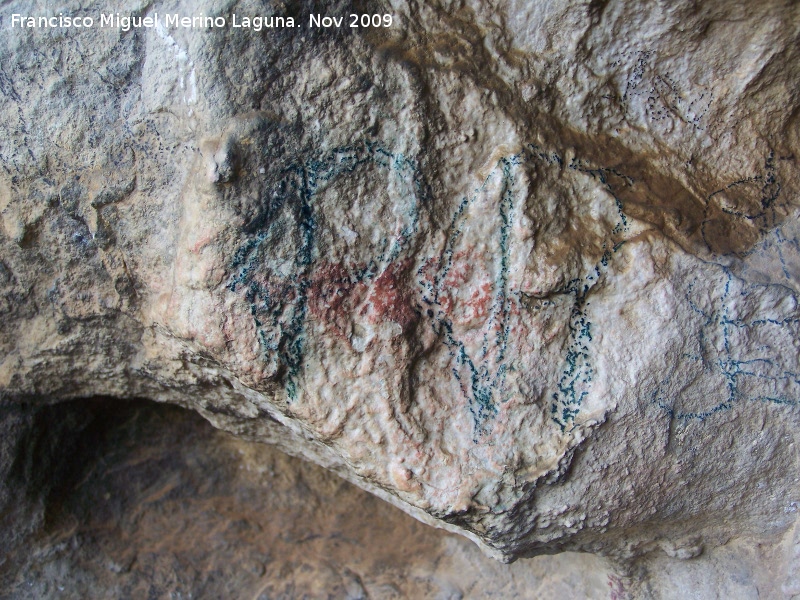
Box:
left=0, top=398, right=611, bottom=599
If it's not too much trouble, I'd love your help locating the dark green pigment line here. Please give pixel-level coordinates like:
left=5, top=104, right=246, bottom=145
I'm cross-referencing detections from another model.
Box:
left=652, top=268, right=800, bottom=422
left=228, top=140, right=425, bottom=400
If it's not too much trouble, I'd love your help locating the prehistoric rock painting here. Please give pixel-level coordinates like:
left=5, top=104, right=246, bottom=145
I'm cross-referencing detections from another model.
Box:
left=2, top=0, right=799, bottom=577
left=653, top=267, right=800, bottom=421
left=228, top=140, right=424, bottom=400
left=228, top=140, right=643, bottom=435
left=619, top=50, right=714, bottom=132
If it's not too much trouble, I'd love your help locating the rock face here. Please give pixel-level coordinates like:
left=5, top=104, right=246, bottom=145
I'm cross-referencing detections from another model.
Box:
left=0, top=0, right=799, bottom=567
left=0, top=400, right=794, bottom=599
left=0, top=400, right=619, bottom=598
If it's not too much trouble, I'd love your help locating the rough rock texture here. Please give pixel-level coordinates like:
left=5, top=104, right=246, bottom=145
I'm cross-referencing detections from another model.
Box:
left=0, top=400, right=618, bottom=598
left=0, top=399, right=794, bottom=599
left=1, top=0, right=799, bottom=575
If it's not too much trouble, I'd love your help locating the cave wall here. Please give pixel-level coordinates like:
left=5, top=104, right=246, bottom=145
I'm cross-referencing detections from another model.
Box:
left=0, top=0, right=798, bottom=582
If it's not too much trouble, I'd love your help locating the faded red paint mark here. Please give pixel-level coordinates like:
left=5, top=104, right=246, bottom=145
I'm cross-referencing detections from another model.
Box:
left=461, top=281, right=493, bottom=322
left=418, top=256, right=440, bottom=285
left=307, top=262, right=367, bottom=342
left=442, top=250, right=471, bottom=289
left=362, top=258, right=419, bottom=331
left=608, top=574, right=626, bottom=600
left=306, top=259, right=420, bottom=341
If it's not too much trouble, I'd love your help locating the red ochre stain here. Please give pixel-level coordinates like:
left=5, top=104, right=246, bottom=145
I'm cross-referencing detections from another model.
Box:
left=306, top=259, right=421, bottom=339
left=307, top=262, right=367, bottom=341
left=458, top=282, right=493, bottom=323
left=361, top=258, right=419, bottom=331
left=418, top=256, right=440, bottom=285
left=443, top=250, right=471, bottom=288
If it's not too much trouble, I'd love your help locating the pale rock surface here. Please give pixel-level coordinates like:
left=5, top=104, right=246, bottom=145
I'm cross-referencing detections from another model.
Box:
left=0, top=0, right=799, bottom=583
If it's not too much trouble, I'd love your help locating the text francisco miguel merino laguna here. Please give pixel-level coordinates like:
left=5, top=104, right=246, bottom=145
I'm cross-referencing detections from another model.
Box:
left=10, top=12, right=394, bottom=30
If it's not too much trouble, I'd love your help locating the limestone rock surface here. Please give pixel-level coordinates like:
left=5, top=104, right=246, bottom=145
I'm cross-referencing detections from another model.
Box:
left=0, top=400, right=619, bottom=598
left=1, top=0, right=799, bottom=568
left=3, top=399, right=794, bottom=599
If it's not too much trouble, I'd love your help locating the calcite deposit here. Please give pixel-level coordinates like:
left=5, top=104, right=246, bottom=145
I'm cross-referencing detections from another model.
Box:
left=0, top=0, right=799, bottom=580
